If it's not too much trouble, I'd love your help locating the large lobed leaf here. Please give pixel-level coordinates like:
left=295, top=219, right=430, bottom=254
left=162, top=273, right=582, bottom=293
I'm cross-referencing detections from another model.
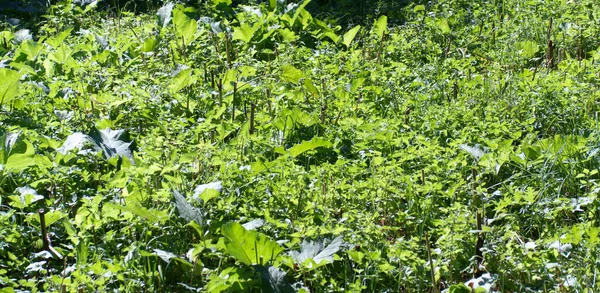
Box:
left=289, top=236, right=344, bottom=269
left=58, top=127, right=136, bottom=164
left=253, top=265, right=295, bottom=293
left=222, top=222, right=283, bottom=266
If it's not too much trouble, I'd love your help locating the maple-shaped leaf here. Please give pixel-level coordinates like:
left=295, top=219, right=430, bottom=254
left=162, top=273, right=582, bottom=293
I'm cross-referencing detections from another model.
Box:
left=253, top=265, right=295, bottom=293
left=58, top=127, right=136, bottom=164
left=89, top=127, right=135, bottom=163
left=289, top=236, right=344, bottom=269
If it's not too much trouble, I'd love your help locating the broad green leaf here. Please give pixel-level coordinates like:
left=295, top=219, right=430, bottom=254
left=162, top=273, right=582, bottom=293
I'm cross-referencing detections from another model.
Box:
left=173, top=8, right=198, bottom=43
left=5, top=140, right=35, bottom=170
left=516, top=40, right=540, bottom=59
left=9, top=186, right=43, bottom=209
left=288, top=138, right=332, bottom=158
left=0, top=131, right=34, bottom=171
left=0, top=69, right=21, bottom=106
left=221, top=222, right=283, bottom=266
left=232, top=23, right=255, bottom=43
left=290, top=0, right=311, bottom=28
left=373, top=15, right=387, bottom=40
left=19, top=40, right=43, bottom=60
left=342, top=25, right=361, bottom=48
left=169, top=67, right=195, bottom=92
left=277, top=28, right=296, bottom=42
left=106, top=202, right=165, bottom=223
left=48, top=44, right=74, bottom=65
left=438, top=18, right=451, bottom=34
left=448, top=284, right=471, bottom=293
left=141, top=37, right=159, bottom=52
left=46, top=27, right=73, bottom=48
left=280, top=65, right=304, bottom=83
left=413, top=5, right=425, bottom=13
left=345, top=78, right=366, bottom=93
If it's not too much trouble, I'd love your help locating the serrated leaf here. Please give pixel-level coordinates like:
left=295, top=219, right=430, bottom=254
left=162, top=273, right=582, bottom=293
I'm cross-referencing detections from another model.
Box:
left=157, top=2, right=174, bottom=28
left=342, top=25, right=361, bottom=48
left=0, top=68, right=21, bottom=106
left=280, top=65, right=304, bottom=83
left=222, top=222, right=283, bottom=266
left=88, top=127, right=135, bottom=163
left=173, top=190, right=204, bottom=225
left=289, top=236, right=343, bottom=269
left=232, top=23, right=255, bottom=43
left=373, top=15, right=387, bottom=40
left=288, top=138, right=332, bottom=158
left=253, top=265, right=295, bottom=293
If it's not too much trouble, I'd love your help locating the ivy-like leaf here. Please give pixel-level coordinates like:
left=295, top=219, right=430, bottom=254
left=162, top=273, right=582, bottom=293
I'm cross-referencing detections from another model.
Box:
left=222, top=222, right=283, bottom=266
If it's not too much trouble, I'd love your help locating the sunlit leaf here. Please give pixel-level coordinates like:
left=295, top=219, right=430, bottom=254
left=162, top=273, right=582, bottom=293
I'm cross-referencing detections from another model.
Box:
left=193, top=181, right=222, bottom=203
left=280, top=65, right=304, bottom=83
left=288, top=138, right=332, bottom=158
left=373, top=15, right=387, bottom=40
left=232, top=23, right=255, bottom=43
left=0, top=68, right=21, bottom=106
left=342, top=25, right=361, bottom=48
left=221, top=222, right=283, bottom=266
left=173, top=8, right=198, bottom=43
left=289, top=236, right=344, bottom=269
left=157, top=2, right=174, bottom=28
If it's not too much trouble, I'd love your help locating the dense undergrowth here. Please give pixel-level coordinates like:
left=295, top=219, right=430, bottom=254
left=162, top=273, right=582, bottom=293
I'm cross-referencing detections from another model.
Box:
left=1, top=0, right=600, bottom=292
